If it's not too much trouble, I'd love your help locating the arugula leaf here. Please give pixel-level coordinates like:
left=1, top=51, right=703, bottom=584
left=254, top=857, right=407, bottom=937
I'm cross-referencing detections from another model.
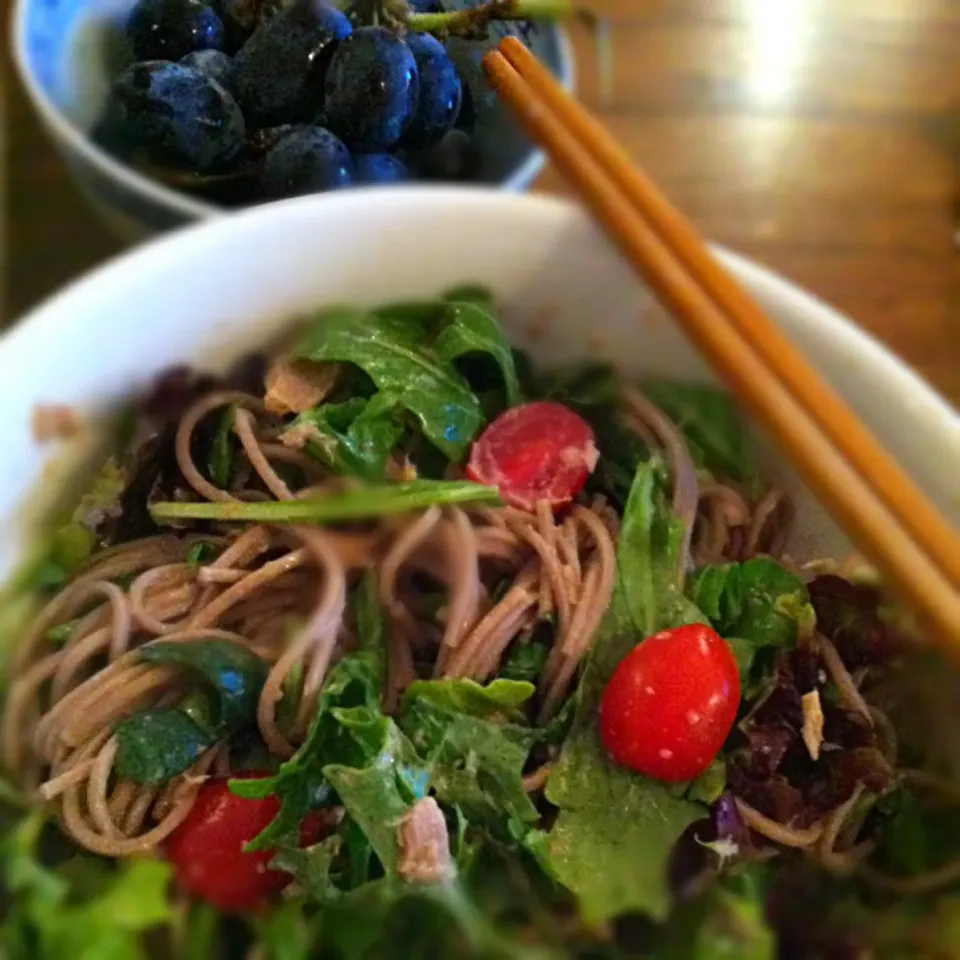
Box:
left=529, top=462, right=708, bottom=924
left=617, top=460, right=707, bottom=636
left=688, top=558, right=811, bottom=694
left=642, top=379, right=756, bottom=485
left=435, top=301, right=523, bottom=409
left=48, top=457, right=133, bottom=575
left=443, top=283, right=496, bottom=312
left=151, top=479, right=501, bottom=523
left=177, top=902, right=221, bottom=960
left=286, top=393, right=406, bottom=481
left=254, top=900, right=315, bottom=960
left=400, top=696, right=539, bottom=827
left=294, top=307, right=483, bottom=460
left=270, top=835, right=344, bottom=904
left=498, top=642, right=549, bottom=685
left=401, top=677, right=535, bottom=720
left=648, top=866, right=774, bottom=959
left=208, top=406, right=236, bottom=489
left=323, top=716, right=427, bottom=873
left=114, top=639, right=268, bottom=784
left=233, top=573, right=388, bottom=849
left=1, top=809, right=174, bottom=960
left=185, top=540, right=218, bottom=569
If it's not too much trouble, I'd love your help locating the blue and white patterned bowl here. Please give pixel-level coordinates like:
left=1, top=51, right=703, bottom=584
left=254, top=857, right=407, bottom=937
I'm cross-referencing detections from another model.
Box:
left=11, top=0, right=574, bottom=241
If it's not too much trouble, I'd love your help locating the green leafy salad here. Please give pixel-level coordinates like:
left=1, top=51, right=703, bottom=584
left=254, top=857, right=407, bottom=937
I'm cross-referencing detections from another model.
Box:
left=1, top=287, right=957, bottom=959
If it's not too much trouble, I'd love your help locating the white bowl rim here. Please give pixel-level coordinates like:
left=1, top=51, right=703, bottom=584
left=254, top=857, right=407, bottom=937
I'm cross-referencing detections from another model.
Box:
left=4, top=187, right=956, bottom=438
left=9, top=0, right=575, bottom=221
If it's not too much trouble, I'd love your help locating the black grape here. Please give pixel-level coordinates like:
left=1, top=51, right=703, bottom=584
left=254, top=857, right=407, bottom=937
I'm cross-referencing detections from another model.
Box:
left=109, top=60, right=245, bottom=171
left=215, top=0, right=280, bottom=51
left=126, top=0, right=224, bottom=62
left=233, top=0, right=351, bottom=127
left=410, top=128, right=478, bottom=181
left=402, top=32, right=460, bottom=147
left=354, top=153, right=410, bottom=184
left=259, top=126, right=353, bottom=198
left=179, top=49, right=236, bottom=96
left=322, top=26, right=419, bottom=152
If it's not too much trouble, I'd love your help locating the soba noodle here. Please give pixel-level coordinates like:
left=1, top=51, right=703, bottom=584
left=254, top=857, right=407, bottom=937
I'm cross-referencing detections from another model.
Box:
left=0, top=374, right=793, bottom=860
left=3, top=332, right=950, bottom=959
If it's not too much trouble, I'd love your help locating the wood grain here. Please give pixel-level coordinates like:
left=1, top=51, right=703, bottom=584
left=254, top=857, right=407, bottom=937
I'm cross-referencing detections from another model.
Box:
left=5, top=0, right=959, bottom=402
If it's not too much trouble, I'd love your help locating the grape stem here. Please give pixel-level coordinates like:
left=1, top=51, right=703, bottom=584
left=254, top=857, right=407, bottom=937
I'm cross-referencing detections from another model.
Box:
left=402, top=0, right=575, bottom=36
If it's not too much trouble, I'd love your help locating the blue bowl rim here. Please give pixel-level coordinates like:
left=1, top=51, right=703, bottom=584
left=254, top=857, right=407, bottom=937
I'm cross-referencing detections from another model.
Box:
left=10, top=0, right=576, bottom=223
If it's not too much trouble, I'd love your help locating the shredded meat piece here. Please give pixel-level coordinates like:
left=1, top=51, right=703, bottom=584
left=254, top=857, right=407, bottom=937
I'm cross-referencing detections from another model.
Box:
left=263, top=358, right=338, bottom=415
left=801, top=689, right=825, bottom=761
left=395, top=797, right=455, bottom=885
left=279, top=420, right=324, bottom=450
left=31, top=404, right=80, bottom=442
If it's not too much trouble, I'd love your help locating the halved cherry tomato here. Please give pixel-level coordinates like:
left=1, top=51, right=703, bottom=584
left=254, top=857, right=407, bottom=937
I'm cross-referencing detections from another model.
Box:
left=164, top=771, right=325, bottom=912
left=466, top=401, right=598, bottom=512
left=598, top=624, right=740, bottom=782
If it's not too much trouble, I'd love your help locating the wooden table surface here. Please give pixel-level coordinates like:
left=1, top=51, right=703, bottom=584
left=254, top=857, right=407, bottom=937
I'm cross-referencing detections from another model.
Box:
left=6, top=0, right=960, bottom=404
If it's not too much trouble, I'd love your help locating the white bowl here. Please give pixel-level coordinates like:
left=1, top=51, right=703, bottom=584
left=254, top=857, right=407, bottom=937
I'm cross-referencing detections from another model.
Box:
left=0, top=189, right=956, bottom=580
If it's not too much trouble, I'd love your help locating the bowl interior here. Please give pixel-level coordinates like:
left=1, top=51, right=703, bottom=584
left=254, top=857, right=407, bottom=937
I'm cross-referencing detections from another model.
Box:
left=0, top=190, right=956, bottom=582
left=16, top=0, right=573, bottom=205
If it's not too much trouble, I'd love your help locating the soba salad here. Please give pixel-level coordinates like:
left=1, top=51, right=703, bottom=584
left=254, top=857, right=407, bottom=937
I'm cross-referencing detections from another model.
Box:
left=0, top=288, right=956, bottom=959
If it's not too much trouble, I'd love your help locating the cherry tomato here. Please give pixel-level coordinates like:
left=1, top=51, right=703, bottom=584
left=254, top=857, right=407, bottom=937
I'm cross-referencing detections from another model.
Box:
left=598, top=624, right=740, bottom=782
left=466, top=401, right=598, bottom=512
left=164, top=771, right=326, bottom=912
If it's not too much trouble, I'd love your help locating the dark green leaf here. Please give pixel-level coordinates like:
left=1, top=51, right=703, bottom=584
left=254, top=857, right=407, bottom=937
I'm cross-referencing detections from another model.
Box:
left=287, top=394, right=406, bottom=480
left=151, top=480, right=501, bottom=523
left=685, top=758, right=727, bottom=805
left=234, top=577, right=389, bottom=850
left=138, top=638, right=268, bottom=733
left=208, top=406, right=236, bottom=489
left=871, top=784, right=960, bottom=881
left=294, top=307, right=483, bottom=459
left=499, top=641, right=549, bottom=685
left=435, top=301, right=522, bottom=408
left=642, top=379, right=756, bottom=485
left=443, top=283, right=496, bottom=312
left=400, top=698, right=539, bottom=826
left=44, top=618, right=79, bottom=645
left=400, top=677, right=535, bottom=720
left=689, top=559, right=810, bottom=645
left=529, top=462, right=709, bottom=924
left=322, top=719, right=426, bottom=874
left=114, top=709, right=213, bottom=784
left=115, top=639, right=251, bottom=783
left=617, top=460, right=707, bottom=636
left=541, top=361, right=620, bottom=408
left=372, top=299, right=448, bottom=335
left=179, top=902, right=220, bottom=960
left=47, top=457, right=133, bottom=575
left=647, top=866, right=774, bottom=959
left=270, top=835, right=344, bottom=904
left=185, top=540, right=218, bottom=569
left=1, top=808, right=176, bottom=959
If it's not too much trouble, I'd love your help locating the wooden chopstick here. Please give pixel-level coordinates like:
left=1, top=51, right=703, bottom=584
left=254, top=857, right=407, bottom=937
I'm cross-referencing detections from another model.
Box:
left=491, top=36, right=960, bottom=591
left=482, top=39, right=960, bottom=648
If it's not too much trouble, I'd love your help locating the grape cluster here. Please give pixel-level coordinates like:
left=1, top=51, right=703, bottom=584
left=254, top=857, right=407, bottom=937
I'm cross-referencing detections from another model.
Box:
left=95, top=0, right=485, bottom=205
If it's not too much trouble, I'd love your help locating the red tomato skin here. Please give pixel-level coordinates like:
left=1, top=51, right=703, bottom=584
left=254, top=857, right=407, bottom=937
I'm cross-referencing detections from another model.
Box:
left=466, top=401, right=598, bottom=512
left=165, top=771, right=324, bottom=913
left=598, top=624, right=740, bottom=782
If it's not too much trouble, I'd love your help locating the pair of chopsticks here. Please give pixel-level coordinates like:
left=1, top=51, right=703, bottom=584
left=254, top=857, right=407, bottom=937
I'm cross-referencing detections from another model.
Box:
left=482, top=37, right=960, bottom=649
